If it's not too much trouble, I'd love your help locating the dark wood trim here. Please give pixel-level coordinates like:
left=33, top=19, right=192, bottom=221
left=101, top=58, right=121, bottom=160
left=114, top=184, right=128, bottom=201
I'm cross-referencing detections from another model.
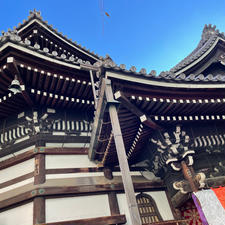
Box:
left=0, top=134, right=89, bottom=158
left=0, top=181, right=165, bottom=210
left=108, top=192, right=120, bottom=215
left=34, top=154, right=46, bottom=185
left=115, top=91, right=160, bottom=130
left=44, top=147, right=88, bottom=155
left=0, top=150, right=35, bottom=170
left=0, top=148, right=89, bottom=170
left=0, top=172, right=34, bottom=189
left=46, top=167, right=102, bottom=174
left=33, top=197, right=45, bottom=225
left=45, top=166, right=145, bottom=174
left=37, top=214, right=126, bottom=225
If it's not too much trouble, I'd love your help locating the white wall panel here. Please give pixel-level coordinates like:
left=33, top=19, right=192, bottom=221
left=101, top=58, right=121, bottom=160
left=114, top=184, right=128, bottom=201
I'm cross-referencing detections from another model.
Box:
left=0, top=202, right=33, bottom=225
left=46, top=195, right=110, bottom=222
left=46, top=155, right=96, bottom=169
left=0, top=158, right=34, bottom=183
left=46, top=172, right=104, bottom=179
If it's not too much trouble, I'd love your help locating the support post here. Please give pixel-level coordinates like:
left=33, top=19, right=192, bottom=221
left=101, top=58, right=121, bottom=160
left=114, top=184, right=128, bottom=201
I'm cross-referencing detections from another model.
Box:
left=33, top=197, right=45, bottom=225
left=108, top=104, right=142, bottom=225
left=181, top=161, right=198, bottom=193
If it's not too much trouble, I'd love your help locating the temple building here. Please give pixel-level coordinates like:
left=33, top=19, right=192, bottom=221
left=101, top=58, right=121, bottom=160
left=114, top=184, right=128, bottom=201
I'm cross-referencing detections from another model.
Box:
left=0, top=10, right=225, bottom=225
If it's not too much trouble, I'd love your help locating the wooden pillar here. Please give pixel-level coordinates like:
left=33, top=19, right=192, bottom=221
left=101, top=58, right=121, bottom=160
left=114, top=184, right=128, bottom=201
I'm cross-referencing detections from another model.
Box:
left=108, top=192, right=120, bottom=215
left=34, top=144, right=46, bottom=224
left=33, top=197, right=45, bottom=225
left=34, top=153, right=46, bottom=185
left=108, top=104, right=142, bottom=225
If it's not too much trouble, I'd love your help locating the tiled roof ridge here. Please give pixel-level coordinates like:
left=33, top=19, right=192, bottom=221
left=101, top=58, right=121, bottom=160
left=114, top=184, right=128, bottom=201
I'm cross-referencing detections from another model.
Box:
left=100, top=59, right=225, bottom=83
left=0, top=30, right=101, bottom=68
left=170, top=24, right=225, bottom=73
left=3, top=9, right=104, bottom=61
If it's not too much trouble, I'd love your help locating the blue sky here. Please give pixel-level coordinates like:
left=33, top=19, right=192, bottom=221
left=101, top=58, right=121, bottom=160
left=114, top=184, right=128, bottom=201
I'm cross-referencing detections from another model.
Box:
left=1, top=0, right=225, bottom=73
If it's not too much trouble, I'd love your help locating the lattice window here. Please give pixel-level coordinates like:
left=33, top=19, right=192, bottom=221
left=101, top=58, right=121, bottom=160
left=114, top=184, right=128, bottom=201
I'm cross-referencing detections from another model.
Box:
left=136, top=193, right=162, bottom=224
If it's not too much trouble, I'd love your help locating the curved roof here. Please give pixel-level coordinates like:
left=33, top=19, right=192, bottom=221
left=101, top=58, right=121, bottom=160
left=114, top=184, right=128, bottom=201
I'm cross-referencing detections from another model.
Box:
left=170, top=24, right=225, bottom=74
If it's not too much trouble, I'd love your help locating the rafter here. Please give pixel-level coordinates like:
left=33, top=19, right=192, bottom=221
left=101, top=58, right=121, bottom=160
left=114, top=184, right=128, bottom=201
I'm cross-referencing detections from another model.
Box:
left=114, top=91, right=161, bottom=130
left=6, top=57, right=34, bottom=106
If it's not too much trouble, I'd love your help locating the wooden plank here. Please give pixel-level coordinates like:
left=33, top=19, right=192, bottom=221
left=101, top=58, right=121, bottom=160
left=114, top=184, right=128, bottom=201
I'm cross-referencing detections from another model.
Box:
left=88, top=78, right=107, bottom=160
left=0, top=180, right=165, bottom=210
left=108, top=104, right=142, bottom=225
left=0, top=150, right=35, bottom=170
left=106, top=79, right=141, bottom=225
left=38, top=214, right=126, bottom=225
left=34, top=154, right=45, bottom=185
left=0, top=172, right=34, bottom=189
left=0, top=148, right=89, bottom=170
left=44, top=147, right=88, bottom=155
left=114, top=91, right=161, bottom=130
left=33, top=197, right=45, bottom=225
left=108, top=192, right=120, bottom=215
left=46, top=167, right=101, bottom=174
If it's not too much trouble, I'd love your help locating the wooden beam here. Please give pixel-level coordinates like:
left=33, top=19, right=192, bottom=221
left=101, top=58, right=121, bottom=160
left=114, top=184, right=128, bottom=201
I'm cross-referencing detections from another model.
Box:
left=34, top=154, right=46, bottom=185
left=37, top=215, right=126, bottom=225
left=33, top=197, right=45, bottom=225
left=0, top=180, right=165, bottom=210
left=0, top=147, right=89, bottom=170
left=108, top=192, right=120, bottom=215
left=114, top=91, right=161, bottom=130
left=107, top=88, right=142, bottom=224
left=89, top=78, right=107, bottom=160
left=0, top=172, right=33, bottom=189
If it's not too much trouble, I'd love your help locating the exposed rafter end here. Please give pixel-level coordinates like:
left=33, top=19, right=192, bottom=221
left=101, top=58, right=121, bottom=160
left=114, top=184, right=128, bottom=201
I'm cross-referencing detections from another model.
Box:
left=114, top=91, right=161, bottom=130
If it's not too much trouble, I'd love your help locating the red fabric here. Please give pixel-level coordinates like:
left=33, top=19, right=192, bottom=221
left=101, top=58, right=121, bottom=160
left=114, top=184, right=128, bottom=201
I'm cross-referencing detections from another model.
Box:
left=212, top=186, right=225, bottom=210
left=180, top=200, right=203, bottom=225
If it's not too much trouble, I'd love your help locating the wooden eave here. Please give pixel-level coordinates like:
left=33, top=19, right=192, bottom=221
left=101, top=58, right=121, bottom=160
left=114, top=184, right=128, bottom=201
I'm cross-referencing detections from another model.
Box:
left=91, top=70, right=225, bottom=166
left=0, top=41, right=96, bottom=118
left=16, top=16, right=100, bottom=63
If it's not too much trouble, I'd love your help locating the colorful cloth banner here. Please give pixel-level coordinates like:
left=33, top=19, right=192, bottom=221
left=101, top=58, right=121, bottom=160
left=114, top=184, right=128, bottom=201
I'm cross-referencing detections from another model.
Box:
left=211, top=186, right=225, bottom=210
left=192, top=193, right=209, bottom=225
left=193, top=189, right=225, bottom=225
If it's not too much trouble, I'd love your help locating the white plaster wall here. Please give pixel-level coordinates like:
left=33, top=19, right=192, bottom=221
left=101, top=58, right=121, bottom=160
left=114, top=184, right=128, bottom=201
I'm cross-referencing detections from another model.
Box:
left=117, top=191, right=174, bottom=225
left=46, top=155, right=96, bottom=169
left=0, top=158, right=34, bottom=183
left=46, top=172, right=104, bottom=179
left=0, top=178, right=34, bottom=194
left=0, top=202, right=33, bottom=225
left=46, top=195, right=110, bottom=223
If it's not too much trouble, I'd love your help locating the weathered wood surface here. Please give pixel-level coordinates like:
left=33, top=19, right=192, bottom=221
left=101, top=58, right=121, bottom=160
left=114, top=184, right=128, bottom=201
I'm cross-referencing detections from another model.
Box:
left=108, top=192, right=120, bottom=215
left=0, top=172, right=34, bottom=189
left=33, top=197, right=45, bottom=224
left=109, top=103, right=142, bottom=225
left=38, top=214, right=126, bottom=225
left=0, top=147, right=88, bottom=169
left=0, top=176, right=164, bottom=209
left=34, top=154, right=45, bottom=185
